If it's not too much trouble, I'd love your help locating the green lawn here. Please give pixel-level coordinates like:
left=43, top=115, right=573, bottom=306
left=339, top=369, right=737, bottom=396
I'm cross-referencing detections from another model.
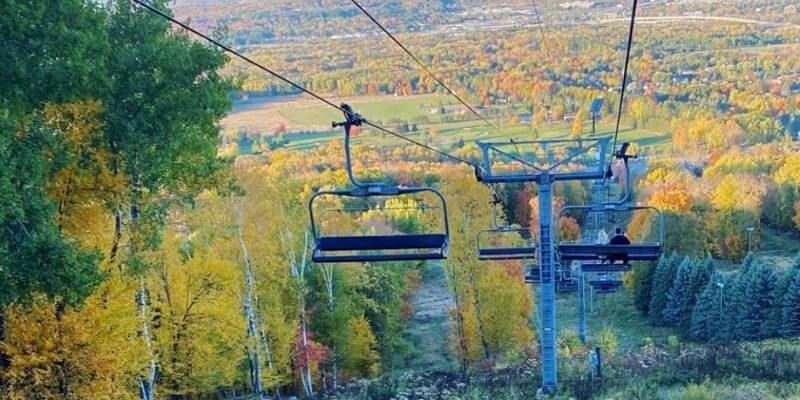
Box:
left=237, top=94, right=674, bottom=155
left=274, top=118, right=671, bottom=154
left=276, top=93, right=452, bottom=126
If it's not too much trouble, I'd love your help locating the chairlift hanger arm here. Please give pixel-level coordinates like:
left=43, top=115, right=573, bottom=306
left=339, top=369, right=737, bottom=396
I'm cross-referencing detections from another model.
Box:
left=603, top=141, right=636, bottom=205
left=475, top=138, right=610, bottom=184
left=485, top=146, right=544, bottom=172
left=545, top=140, right=606, bottom=174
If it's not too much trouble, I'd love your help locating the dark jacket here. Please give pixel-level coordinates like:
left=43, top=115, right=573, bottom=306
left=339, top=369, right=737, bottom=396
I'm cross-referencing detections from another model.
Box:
left=609, top=234, right=631, bottom=245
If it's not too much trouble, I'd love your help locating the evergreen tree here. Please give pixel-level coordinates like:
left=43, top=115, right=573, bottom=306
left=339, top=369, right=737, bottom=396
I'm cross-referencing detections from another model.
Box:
left=630, top=261, right=655, bottom=316
left=665, top=257, right=712, bottom=331
left=663, top=257, right=694, bottom=327
left=781, top=269, right=800, bottom=337
left=690, top=271, right=728, bottom=342
left=648, top=252, right=681, bottom=325
left=741, top=252, right=758, bottom=274
left=735, top=261, right=778, bottom=340
left=766, top=268, right=796, bottom=338
left=792, top=252, right=800, bottom=271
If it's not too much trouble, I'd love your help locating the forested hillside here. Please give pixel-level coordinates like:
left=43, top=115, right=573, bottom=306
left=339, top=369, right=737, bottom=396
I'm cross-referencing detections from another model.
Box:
left=3, top=0, right=800, bottom=399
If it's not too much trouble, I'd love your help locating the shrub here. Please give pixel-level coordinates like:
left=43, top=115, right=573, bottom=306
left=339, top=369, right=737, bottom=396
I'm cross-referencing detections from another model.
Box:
left=594, top=328, right=619, bottom=356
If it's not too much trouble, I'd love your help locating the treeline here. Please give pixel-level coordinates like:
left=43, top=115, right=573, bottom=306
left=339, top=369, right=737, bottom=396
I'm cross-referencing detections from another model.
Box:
left=628, top=142, right=800, bottom=262
left=630, top=252, right=800, bottom=342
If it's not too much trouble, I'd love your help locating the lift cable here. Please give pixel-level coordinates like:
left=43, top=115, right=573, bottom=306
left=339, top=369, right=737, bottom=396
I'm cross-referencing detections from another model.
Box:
left=529, top=0, right=554, bottom=62
left=351, top=0, right=545, bottom=204
left=612, top=0, right=639, bottom=155
left=350, top=0, right=552, bottom=221
left=128, top=0, right=479, bottom=168
left=349, top=0, right=511, bottom=140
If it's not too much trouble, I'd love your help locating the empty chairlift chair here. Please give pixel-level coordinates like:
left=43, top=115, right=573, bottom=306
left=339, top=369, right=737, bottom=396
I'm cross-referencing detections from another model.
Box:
left=589, top=273, right=623, bottom=294
left=308, top=104, right=450, bottom=263
left=556, top=266, right=579, bottom=293
left=525, top=264, right=542, bottom=283
left=580, top=260, right=633, bottom=273
left=477, top=196, right=537, bottom=261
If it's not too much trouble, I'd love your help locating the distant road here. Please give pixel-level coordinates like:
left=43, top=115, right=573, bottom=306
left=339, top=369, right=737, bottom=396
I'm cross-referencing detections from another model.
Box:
left=586, top=15, right=799, bottom=28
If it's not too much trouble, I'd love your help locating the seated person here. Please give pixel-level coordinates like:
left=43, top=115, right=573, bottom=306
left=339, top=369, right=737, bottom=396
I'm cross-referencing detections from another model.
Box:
left=608, top=227, right=631, bottom=264
left=596, top=229, right=609, bottom=244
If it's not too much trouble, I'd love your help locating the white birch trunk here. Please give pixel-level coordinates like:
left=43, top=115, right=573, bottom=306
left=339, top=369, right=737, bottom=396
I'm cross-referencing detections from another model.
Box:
left=288, top=230, right=313, bottom=397
left=323, top=263, right=338, bottom=388
left=138, top=278, right=156, bottom=400
left=235, top=200, right=264, bottom=399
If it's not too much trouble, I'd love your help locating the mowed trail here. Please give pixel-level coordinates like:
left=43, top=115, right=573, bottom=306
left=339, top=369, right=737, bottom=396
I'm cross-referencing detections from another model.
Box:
left=404, top=263, right=457, bottom=371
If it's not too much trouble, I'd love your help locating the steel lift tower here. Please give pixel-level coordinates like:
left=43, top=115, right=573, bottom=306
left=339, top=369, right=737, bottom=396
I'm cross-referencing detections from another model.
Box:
left=476, top=137, right=610, bottom=394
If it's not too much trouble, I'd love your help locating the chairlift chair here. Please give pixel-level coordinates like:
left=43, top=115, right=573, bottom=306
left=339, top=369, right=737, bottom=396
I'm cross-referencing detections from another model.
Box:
left=557, top=142, right=664, bottom=267
left=558, top=204, right=664, bottom=265
left=555, top=265, right=579, bottom=292
left=556, top=278, right=579, bottom=293
left=525, top=264, right=542, bottom=283
left=477, top=195, right=538, bottom=261
left=589, top=276, right=623, bottom=293
left=309, top=104, right=450, bottom=263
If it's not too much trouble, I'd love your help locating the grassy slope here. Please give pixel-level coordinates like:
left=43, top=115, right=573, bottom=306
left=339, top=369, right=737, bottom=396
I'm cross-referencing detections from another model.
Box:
left=402, top=263, right=457, bottom=371
left=551, top=288, right=676, bottom=350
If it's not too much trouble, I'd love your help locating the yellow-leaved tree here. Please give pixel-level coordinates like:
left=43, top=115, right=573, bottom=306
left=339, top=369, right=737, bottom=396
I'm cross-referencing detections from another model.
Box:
left=1, top=100, right=145, bottom=399
left=338, top=316, right=381, bottom=378
left=438, top=166, right=534, bottom=367
left=42, top=101, right=124, bottom=252
left=1, top=276, right=145, bottom=399
left=187, top=166, right=307, bottom=395
left=149, top=228, right=247, bottom=397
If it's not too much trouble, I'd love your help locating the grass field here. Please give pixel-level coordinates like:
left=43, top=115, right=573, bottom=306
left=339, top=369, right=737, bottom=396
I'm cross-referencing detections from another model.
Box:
left=223, top=93, right=673, bottom=155
left=550, top=287, right=676, bottom=350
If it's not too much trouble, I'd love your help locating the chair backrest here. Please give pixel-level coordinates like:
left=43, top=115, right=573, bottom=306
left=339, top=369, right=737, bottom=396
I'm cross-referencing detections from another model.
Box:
left=309, top=186, right=450, bottom=264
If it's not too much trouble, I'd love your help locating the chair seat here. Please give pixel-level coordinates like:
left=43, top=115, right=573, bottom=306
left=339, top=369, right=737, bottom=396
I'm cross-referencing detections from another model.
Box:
left=524, top=275, right=541, bottom=283
left=478, top=246, right=537, bottom=260
left=317, top=234, right=447, bottom=251
left=312, top=250, right=446, bottom=263
left=313, top=234, right=448, bottom=263
left=589, top=280, right=623, bottom=290
left=580, top=262, right=632, bottom=272
left=558, top=242, right=662, bottom=261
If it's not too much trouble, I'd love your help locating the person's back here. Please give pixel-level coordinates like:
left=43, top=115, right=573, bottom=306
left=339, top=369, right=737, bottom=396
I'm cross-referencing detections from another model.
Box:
left=609, top=234, right=631, bottom=245
left=608, top=228, right=631, bottom=264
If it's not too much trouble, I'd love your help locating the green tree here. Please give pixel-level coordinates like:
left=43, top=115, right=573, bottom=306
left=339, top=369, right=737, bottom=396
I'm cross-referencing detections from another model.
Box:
left=0, top=0, right=109, bottom=112
left=734, top=261, right=778, bottom=340
left=104, top=0, right=234, bottom=266
left=629, top=261, right=655, bottom=316
left=0, top=0, right=110, bottom=307
left=361, top=264, right=413, bottom=368
left=781, top=269, right=800, bottom=337
left=663, top=257, right=710, bottom=330
left=690, top=271, right=729, bottom=342
left=662, top=257, right=693, bottom=327
left=0, top=113, right=103, bottom=307
left=648, top=252, right=681, bottom=325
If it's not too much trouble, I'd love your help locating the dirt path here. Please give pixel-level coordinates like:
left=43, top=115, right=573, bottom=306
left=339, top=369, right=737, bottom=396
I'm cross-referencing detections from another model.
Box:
left=403, top=263, right=456, bottom=371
